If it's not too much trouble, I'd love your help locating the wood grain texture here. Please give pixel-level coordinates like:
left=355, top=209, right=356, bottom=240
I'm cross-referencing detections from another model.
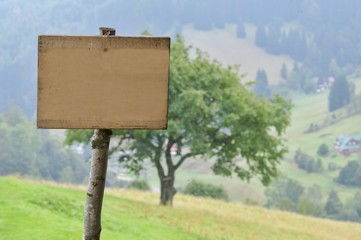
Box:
left=37, top=36, right=170, bottom=129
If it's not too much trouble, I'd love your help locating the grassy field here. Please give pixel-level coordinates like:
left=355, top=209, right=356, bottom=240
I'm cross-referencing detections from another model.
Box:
left=182, top=24, right=294, bottom=84
left=1, top=176, right=361, bottom=240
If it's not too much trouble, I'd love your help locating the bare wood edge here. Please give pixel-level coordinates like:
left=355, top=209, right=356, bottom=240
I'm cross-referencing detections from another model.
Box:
left=37, top=120, right=167, bottom=130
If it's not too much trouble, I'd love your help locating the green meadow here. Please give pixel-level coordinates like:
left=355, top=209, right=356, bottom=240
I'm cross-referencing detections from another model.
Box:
left=1, top=177, right=361, bottom=240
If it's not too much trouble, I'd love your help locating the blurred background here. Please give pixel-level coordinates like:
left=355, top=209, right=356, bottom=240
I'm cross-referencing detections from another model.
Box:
left=1, top=0, right=361, bottom=232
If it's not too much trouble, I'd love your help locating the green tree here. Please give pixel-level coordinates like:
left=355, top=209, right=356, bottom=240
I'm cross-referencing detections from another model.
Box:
left=0, top=107, right=88, bottom=183
left=328, top=76, right=350, bottom=112
left=265, top=176, right=304, bottom=211
left=337, top=193, right=361, bottom=222
left=306, top=184, right=324, bottom=216
left=66, top=36, right=292, bottom=206
left=337, top=160, right=361, bottom=187
left=254, top=69, right=271, bottom=98
left=281, top=63, right=288, bottom=79
left=325, top=190, right=343, bottom=216
left=354, top=192, right=361, bottom=219
left=317, top=143, right=329, bottom=156
left=298, top=197, right=318, bottom=216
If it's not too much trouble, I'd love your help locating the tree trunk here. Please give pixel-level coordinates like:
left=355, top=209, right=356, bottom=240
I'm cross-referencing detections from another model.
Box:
left=83, top=27, right=115, bottom=240
left=160, top=173, right=176, bottom=206
left=83, top=129, right=112, bottom=240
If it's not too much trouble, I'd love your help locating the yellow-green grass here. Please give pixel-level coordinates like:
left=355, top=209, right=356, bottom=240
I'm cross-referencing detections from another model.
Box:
left=182, top=24, right=294, bottom=84
left=145, top=159, right=266, bottom=203
left=1, top=176, right=361, bottom=240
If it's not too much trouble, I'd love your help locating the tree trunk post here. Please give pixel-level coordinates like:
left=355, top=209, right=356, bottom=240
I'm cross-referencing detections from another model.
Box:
left=160, top=175, right=176, bottom=206
left=83, top=27, right=115, bottom=240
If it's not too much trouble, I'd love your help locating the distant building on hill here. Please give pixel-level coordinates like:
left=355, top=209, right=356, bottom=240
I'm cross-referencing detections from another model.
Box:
left=333, top=135, right=361, bottom=156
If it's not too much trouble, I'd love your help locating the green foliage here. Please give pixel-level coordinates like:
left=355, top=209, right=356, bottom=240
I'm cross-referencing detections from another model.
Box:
left=182, top=179, right=229, bottom=201
left=282, top=63, right=317, bottom=94
left=325, top=190, right=343, bottom=216
left=297, top=197, right=318, bottom=216
left=317, top=143, right=329, bottom=156
left=127, top=179, right=151, bottom=191
left=254, top=69, right=271, bottom=98
left=0, top=106, right=88, bottom=184
left=337, top=160, right=361, bottom=187
left=328, top=76, right=350, bottom=112
left=266, top=178, right=325, bottom=217
left=305, top=185, right=324, bottom=216
left=294, top=149, right=323, bottom=173
left=66, top=36, right=292, bottom=204
left=336, top=192, right=361, bottom=222
left=265, top=176, right=304, bottom=211
left=65, top=129, right=93, bottom=145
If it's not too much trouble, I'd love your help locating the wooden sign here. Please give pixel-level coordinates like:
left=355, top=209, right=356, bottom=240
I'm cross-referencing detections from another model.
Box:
left=37, top=35, right=170, bottom=129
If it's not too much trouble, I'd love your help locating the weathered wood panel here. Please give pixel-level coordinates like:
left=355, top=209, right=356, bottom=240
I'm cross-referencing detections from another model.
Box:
left=37, top=36, right=170, bottom=129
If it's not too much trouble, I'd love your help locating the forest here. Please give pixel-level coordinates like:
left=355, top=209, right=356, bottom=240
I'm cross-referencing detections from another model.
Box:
left=2, top=0, right=361, bottom=116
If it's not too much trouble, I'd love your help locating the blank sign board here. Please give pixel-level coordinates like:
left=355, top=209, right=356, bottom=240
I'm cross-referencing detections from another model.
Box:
left=37, top=36, right=170, bottom=129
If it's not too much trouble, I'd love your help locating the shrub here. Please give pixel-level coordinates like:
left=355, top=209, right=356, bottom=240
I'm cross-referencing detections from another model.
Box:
left=294, top=149, right=323, bottom=173
left=337, top=160, right=361, bottom=187
left=317, top=143, right=329, bottom=156
left=183, top=179, right=229, bottom=201
left=127, top=179, right=151, bottom=191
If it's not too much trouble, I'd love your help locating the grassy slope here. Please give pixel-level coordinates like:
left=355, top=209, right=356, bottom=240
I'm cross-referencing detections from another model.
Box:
left=282, top=78, right=361, bottom=200
left=144, top=79, right=361, bottom=203
left=182, top=24, right=294, bottom=84
left=1, top=177, right=361, bottom=240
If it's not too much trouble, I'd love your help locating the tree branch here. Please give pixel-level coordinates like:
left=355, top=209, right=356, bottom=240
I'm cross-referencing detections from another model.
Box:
left=174, top=152, right=193, bottom=170
left=165, top=137, right=175, bottom=174
left=154, top=135, right=165, bottom=178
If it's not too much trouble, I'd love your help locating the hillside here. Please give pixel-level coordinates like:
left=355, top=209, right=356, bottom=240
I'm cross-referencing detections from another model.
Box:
left=282, top=77, right=361, bottom=199
left=143, top=77, right=361, bottom=204
left=1, top=177, right=360, bottom=240
left=182, top=24, right=294, bottom=84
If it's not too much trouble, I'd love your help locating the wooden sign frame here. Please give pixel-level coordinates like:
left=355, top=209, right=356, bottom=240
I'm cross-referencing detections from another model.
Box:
left=37, top=35, right=170, bottom=129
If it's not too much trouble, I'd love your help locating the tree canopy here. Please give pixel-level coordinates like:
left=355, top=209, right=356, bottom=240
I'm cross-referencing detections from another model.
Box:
left=328, top=76, right=350, bottom=112
left=66, top=36, right=292, bottom=205
left=254, top=69, right=271, bottom=98
left=0, top=105, right=88, bottom=183
left=325, top=190, right=343, bottom=216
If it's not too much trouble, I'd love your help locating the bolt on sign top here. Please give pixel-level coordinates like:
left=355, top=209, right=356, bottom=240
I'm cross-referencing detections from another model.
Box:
left=37, top=34, right=170, bottom=129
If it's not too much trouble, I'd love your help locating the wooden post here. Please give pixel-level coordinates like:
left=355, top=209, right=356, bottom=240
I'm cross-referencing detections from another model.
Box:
left=83, top=27, right=115, bottom=240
